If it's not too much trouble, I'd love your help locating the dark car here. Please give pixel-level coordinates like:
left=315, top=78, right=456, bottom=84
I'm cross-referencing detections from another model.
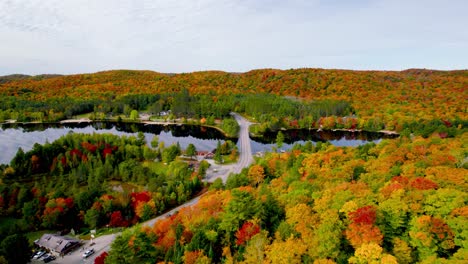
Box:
left=43, top=254, right=56, bottom=263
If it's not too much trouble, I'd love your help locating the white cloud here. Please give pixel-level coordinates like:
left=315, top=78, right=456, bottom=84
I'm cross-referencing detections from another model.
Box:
left=0, top=0, right=466, bottom=75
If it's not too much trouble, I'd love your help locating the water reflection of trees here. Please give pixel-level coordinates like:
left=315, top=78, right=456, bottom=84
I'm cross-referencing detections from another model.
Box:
left=253, top=129, right=397, bottom=144
left=2, top=122, right=227, bottom=141
left=2, top=122, right=395, bottom=146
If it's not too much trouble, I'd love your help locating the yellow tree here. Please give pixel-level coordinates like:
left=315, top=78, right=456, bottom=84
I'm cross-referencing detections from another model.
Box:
left=265, top=236, right=307, bottom=264
left=240, top=231, right=269, bottom=264
left=348, top=243, right=397, bottom=264
left=248, top=165, right=265, bottom=186
left=315, top=209, right=344, bottom=260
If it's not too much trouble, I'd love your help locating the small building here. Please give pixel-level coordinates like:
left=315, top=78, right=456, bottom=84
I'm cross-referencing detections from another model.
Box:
left=196, top=151, right=209, bottom=157
left=35, top=234, right=80, bottom=255
left=139, top=113, right=151, bottom=120
left=196, top=151, right=215, bottom=159
left=159, top=110, right=171, bottom=116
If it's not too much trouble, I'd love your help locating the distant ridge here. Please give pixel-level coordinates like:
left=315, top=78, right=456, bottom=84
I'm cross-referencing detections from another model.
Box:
left=2, top=67, right=466, bottom=80
left=0, top=74, right=63, bottom=84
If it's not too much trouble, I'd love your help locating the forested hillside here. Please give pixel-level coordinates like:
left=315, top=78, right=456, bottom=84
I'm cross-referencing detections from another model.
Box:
left=0, top=68, right=466, bottom=263
left=105, top=133, right=467, bottom=263
left=0, top=69, right=467, bottom=133
left=0, top=133, right=206, bottom=244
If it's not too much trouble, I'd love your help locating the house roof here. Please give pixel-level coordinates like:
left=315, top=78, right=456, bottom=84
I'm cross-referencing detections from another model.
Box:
left=35, top=234, right=80, bottom=254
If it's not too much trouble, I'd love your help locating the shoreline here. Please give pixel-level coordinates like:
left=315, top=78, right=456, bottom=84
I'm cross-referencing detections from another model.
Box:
left=59, top=118, right=92, bottom=123
left=1, top=118, right=238, bottom=139
left=2, top=118, right=399, bottom=137
left=250, top=127, right=399, bottom=138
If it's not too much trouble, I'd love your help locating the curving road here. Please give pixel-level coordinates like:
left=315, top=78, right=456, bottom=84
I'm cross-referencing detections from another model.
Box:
left=142, top=113, right=254, bottom=229
left=203, top=112, right=254, bottom=183
left=54, top=113, right=254, bottom=264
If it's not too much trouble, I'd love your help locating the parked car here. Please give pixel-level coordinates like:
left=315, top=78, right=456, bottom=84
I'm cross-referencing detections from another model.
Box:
left=33, top=251, right=46, bottom=259
left=43, top=254, right=56, bottom=263
left=83, top=248, right=95, bottom=258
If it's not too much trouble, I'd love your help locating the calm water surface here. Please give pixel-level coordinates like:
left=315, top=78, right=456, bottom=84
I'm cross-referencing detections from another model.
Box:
left=0, top=122, right=396, bottom=164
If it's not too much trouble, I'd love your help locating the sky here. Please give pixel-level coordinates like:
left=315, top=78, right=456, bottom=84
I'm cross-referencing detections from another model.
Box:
left=0, top=0, right=467, bottom=75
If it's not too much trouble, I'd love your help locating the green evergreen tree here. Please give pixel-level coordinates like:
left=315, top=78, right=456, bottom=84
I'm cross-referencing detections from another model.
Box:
left=0, top=234, right=31, bottom=264
left=186, top=143, right=197, bottom=160
left=214, top=141, right=222, bottom=164
left=276, top=131, right=285, bottom=150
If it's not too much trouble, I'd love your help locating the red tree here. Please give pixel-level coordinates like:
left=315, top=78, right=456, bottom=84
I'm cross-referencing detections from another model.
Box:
left=391, top=176, right=409, bottom=186
left=131, top=191, right=152, bottom=209
left=94, top=251, right=108, bottom=264
left=410, top=177, right=438, bottom=190
left=349, top=205, right=377, bottom=225
left=81, top=142, right=97, bottom=153
left=109, top=211, right=127, bottom=227
left=235, top=222, right=261, bottom=246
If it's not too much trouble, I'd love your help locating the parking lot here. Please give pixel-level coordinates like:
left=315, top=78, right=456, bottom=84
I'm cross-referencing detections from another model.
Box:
left=30, top=233, right=118, bottom=264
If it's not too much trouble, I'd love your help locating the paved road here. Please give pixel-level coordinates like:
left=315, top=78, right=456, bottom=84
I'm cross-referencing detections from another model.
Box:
left=141, top=194, right=204, bottom=228
left=231, top=113, right=254, bottom=174
left=204, top=112, right=254, bottom=183
left=51, top=113, right=254, bottom=264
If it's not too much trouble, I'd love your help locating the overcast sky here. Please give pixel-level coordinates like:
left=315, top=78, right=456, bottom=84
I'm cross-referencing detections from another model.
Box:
left=0, top=0, right=467, bottom=75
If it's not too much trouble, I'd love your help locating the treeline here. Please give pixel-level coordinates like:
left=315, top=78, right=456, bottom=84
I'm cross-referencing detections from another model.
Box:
left=105, top=133, right=468, bottom=263
left=2, top=90, right=465, bottom=138
left=0, top=89, right=355, bottom=132
left=0, top=133, right=203, bottom=240
left=0, top=68, right=466, bottom=132
left=0, top=96, right=97, bottom=122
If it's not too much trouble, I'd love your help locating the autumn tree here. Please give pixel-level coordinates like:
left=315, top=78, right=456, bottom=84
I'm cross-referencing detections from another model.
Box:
left=265, top=236, right=307, bottom=264
left=94, top=251, right=108, bottom=264
left=219, top=189, right=263, bottom=238
left=235, top=221, right=261, bottom=246
left=241, top=231, right=269, bottom=264
left=409, top=215, right=455, bottom=259
left=247, top=165, right=265, bottom=186
left=109, top=211, right=126, bottom=227
left=345, top=206, right=383, bottom=249
left=348, top=243, right=397, bottom=264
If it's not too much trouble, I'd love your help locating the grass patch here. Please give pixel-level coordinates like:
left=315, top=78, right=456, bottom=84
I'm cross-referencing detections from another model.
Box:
left=143, top=161, right=167, bottom=175
left=108, top=180, right=141, bottom=193
left=76, top=227, right=122, bottom=240
left=220, top=154, right=238, bottom=164
left=96, top=227, right=123, bottom=237
left=74, top=112, right=92, bottom=119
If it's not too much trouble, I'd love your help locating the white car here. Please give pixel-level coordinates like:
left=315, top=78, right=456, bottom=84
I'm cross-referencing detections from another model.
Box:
left=33, top=251, right=46, bottom=259
left=82, top=248, right=95, bottom=258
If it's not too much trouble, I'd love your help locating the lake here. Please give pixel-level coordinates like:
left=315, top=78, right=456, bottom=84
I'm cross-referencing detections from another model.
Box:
left=251, top=128, right=398, bottom=153
left=0, top=122, right=396, bottom=165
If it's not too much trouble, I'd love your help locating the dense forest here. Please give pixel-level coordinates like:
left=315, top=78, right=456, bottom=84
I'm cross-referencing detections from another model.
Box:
left=0, top=69, right=466, bottom=135
left=105, top=133, right=467, bottom=263
left=0, top=68, right=466, bottom=263
left=0, top=132, right=213, bottom=261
